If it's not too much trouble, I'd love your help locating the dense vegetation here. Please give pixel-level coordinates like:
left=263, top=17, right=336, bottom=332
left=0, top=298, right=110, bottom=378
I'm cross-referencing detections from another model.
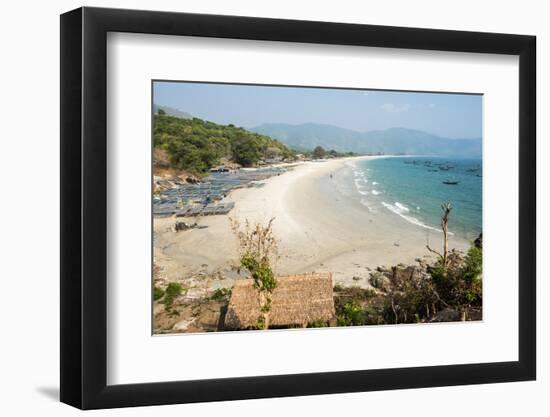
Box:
left=154, top=113, right=295, bottom=174
left=334, top=242, right=482, bottom=326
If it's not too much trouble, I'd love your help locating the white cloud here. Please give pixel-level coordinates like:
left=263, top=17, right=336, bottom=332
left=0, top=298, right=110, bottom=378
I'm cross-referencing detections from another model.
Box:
left=381, top=103, right=411, bottom=113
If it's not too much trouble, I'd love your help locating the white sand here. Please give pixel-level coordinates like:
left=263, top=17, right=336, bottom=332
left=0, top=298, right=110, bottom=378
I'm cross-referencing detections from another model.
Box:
left=154, top=156, right=470, bottom=289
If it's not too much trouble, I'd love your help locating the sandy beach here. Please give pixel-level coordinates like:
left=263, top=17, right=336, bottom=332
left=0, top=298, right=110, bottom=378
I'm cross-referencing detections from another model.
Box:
left=154, top=156, right=471, bottom=290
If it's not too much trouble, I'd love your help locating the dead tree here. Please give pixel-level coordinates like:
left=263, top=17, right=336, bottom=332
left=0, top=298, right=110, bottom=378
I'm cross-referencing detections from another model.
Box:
left=426, top=202, right=452, bottom=269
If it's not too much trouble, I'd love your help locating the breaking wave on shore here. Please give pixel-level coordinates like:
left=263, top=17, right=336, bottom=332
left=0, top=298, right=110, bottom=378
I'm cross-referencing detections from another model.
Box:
left=381, top=201, right=444, bottom=233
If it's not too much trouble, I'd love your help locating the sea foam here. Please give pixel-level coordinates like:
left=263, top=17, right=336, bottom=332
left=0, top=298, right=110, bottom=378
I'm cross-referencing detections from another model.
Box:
left=382, top=201, right=449, bottom=234
left=394, top=202, right=409, bottom=212
left=354, top=178, right=365, bottom=188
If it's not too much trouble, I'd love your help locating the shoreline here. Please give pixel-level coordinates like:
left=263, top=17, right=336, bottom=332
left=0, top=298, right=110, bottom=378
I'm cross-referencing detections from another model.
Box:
left=153, top=155, right=472, bottom=290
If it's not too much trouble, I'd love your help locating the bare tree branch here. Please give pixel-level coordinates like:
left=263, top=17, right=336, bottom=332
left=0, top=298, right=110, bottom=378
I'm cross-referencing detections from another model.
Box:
left=426, top=244, right=443, bottom=258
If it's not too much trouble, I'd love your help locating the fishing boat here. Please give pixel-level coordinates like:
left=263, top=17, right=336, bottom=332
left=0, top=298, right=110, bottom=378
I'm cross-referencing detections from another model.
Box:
left=443, top=179, right=459, bottom=185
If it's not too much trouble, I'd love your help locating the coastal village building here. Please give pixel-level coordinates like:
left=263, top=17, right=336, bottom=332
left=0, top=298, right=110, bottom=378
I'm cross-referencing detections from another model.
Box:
left=224, top=273, right=336, bottom=329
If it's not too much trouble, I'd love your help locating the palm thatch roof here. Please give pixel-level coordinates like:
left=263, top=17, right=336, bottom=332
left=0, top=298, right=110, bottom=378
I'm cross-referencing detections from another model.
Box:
left=224, top=272, right=335, bottom=329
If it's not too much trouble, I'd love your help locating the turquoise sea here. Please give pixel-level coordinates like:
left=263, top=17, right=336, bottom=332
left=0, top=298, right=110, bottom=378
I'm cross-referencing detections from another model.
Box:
left=349, top=157, right=482, bottom=241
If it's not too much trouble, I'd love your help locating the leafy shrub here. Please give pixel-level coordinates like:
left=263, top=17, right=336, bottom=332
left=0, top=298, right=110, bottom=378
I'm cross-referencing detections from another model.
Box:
left=153, top=287, right=165, bottom=301
left=429, top=244, right=482, bottom=320
left=337, top=300, right=365, bottom=326
left=163, top=282, right=186, bottom=311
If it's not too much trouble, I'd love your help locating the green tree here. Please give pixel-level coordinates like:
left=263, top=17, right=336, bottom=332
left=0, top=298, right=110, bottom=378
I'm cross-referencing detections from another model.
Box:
left=232, top=136, right=260, bottom=166
left=312, top=145, right=326, bottom=159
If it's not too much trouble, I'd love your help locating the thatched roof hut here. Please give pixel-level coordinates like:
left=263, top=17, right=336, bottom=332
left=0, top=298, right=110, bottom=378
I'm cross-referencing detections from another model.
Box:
left=224, top=272, right=336, bottom=329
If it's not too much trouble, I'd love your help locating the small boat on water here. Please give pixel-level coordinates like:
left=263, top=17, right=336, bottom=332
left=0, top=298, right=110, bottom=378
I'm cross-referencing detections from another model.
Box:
left=443, top=179, right=460, bottom=185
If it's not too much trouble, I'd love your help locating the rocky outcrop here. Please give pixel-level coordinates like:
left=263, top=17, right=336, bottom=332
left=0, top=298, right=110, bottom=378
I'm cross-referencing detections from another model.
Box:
left=369, top=272, right=391, bottom=292
left=153, top=172, right=201, bottom=194
left=474, top=233, right=482, bottom=249
left=370, top=264, right=432, bottom=294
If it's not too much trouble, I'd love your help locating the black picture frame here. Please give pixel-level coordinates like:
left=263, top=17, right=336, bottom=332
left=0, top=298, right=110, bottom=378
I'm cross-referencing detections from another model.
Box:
left=60, top=6, right=536, bottom=410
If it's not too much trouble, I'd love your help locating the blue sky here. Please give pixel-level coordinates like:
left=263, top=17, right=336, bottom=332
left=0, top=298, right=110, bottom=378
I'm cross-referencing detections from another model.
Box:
left=153, top=81, right=482, bottom=139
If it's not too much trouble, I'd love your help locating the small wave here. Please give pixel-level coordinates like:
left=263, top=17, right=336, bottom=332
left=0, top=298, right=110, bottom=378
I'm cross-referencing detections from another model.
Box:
left=395, top=202, right=409, bottom=212
left=372, top=189, right=381, bottom=195
left=372, top=181, right=378, bottom=185
left=382, top=202, right=450, bottom=234
left=353, top=175, right=369, bottom=196
left=354, top=178, right=365, bottom=189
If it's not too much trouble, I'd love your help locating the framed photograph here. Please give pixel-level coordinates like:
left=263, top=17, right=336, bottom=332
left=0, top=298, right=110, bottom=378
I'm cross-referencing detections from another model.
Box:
left=60, top=6, right=536, bottom=409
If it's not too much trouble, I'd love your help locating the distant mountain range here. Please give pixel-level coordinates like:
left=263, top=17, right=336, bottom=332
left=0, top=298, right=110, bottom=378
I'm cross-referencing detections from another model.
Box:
left=251, top=123, right=481, bottom=158
left=152, top=105, right=481, bottom=157
left=153, top=104, right=192, bottom=119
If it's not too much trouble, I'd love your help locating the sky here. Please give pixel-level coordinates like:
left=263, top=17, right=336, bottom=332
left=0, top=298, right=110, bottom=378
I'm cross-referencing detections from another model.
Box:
left=153, top=81, right=482, bottom=139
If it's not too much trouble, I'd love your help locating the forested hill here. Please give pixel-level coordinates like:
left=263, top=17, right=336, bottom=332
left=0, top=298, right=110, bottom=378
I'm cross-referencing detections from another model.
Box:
left=153, top=113, right=295, bottom=174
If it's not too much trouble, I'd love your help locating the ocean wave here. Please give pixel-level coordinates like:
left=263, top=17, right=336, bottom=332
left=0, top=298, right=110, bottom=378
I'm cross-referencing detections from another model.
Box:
left=395, top=202, right=409, bottom=212
left=354, top=178, right=365, bottom=188
left=372, top=189, right=382, bottom=195
left=353, top=172, right=370, bottom=197
left=382, top=201, right=450, bottom=234
left=372, top=181, right=378, bottom=185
